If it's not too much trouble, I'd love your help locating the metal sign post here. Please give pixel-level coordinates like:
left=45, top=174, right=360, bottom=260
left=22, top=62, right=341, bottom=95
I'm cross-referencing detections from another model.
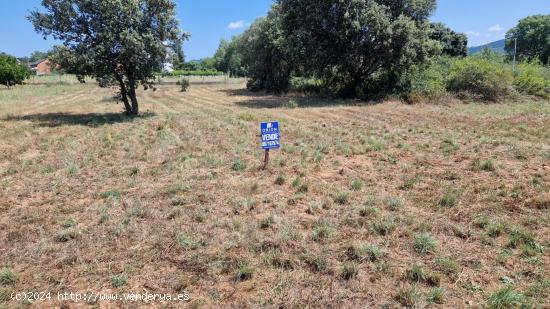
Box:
left=260, top=121, right=280, bottom=169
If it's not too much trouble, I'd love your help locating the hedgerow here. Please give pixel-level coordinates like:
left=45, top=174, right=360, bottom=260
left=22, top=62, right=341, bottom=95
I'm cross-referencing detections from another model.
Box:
left=162, top=70, right=224, bottom=77
left=513, top=62, right=550, bottom=97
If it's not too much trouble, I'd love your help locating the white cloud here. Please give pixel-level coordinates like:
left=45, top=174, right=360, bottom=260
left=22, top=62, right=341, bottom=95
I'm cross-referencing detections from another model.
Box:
left=228, top=20, right=245, bottom=30
left=466, top=31, right=481, bottom=37
left=489, top=25, right=503, bottom=32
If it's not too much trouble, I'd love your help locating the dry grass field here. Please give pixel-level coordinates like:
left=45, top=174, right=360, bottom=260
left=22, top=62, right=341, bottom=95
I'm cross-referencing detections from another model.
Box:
left=0, top=77, right=549, bottom=308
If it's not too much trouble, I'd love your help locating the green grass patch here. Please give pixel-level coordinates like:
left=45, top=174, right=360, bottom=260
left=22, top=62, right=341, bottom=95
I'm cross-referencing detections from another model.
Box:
left=414, top=233, right=437, bottom=255
left=0, top=268, right=17, bottom=286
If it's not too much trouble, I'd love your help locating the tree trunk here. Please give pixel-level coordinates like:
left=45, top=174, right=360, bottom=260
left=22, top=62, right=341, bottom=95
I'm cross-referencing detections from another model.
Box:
left=128, top=80, right=139, bottom=116
left=340, top=76, right=362, bottom=98
left=114, top=74, right=132, bottom=115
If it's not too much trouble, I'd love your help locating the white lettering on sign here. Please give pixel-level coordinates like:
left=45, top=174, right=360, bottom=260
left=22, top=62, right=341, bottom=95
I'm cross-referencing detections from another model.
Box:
left=263, top=133, right=279, bottom=141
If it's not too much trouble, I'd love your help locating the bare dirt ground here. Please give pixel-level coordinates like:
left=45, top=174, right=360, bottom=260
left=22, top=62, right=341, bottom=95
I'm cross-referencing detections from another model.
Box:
left=0, top=79, right=549, bottom=308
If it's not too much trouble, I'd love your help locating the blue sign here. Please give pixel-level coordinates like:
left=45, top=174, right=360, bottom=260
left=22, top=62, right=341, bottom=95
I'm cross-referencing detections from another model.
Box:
left=261, top=121, right=280, bottom=150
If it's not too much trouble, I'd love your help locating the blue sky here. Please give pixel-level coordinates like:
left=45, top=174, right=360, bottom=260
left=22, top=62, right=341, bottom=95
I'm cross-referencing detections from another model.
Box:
left=1, top=0, right=549, bottom=60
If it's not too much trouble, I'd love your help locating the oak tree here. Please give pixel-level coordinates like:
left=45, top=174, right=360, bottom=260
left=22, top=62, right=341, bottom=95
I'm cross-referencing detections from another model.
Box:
left=277, top=0, right=440, bottom=97
left=506, top=15, right=550, bottom=64
left=29, top=0, right=186, bottom=115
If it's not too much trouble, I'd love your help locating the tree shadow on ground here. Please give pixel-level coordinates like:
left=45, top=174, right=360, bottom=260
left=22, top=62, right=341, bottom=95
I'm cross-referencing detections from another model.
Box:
left=2, top=111, right=155, bottom=128
left=220, top=88, right=379, bottom=109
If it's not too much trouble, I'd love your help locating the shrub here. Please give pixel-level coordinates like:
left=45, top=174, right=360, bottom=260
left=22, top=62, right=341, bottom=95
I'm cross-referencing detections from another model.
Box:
left=101, top=189, right=121, bottom=199
left=283, top=99, right=298, bottom=109
left=403, top=58, right=451, bottom=102
left=513, top=62, right=550, bottom=97
left=0, top=54, right=31, bottom=88
left=291, top=77, right=323, bottom=94
left=447, top=57, right=513, bottom=101
left=177, top=78, right=190, bottom=92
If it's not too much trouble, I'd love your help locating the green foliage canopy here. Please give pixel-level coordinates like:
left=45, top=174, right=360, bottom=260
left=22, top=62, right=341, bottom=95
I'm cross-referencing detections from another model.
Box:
left=506, top=15, right=550, bottom=64
left=276, top=0, right=440, bottom=97
left=29, top=51, right=51, bottom=63
left=430, top=23, right=468, bottom=57
left=180, top=58, right=217, bottom=71
left=29, top=0, right=186, bottom=115
left=0, top=53, right=31, bottom=88
left=240, top=7, right=292, bottom=92
left=514, top=62, right=550, bottom=97
left=213, top=38, right=248, bottom=77
left=447, top=57, right=513, bottom=101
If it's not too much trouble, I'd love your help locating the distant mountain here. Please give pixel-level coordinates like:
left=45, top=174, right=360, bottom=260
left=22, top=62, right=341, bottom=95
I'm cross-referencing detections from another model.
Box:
left=468, top=39, right=506, bottom=55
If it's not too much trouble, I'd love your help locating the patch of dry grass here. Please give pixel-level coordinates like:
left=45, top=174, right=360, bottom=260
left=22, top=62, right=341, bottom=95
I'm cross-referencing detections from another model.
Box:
left=0, top=78, right=549, bottom=307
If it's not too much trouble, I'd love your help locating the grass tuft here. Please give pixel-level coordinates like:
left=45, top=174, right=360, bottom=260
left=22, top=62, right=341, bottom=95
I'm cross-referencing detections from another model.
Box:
left=312, top=220, right=335, bottom=242
left=231, top=159, right=247, bottom=171
left=440, top=138, right=460, bottom=155
left=55, top=227, right=81, bottom=242
left=340, top=262, right=359, bottom=280
left=259, top=214, right=277, bottom=229
left=438, top=188, right=460, bottom=207
left=371, top=216, right=397, bottom=236
left=234, top=262, right=254, bottom=282
left=406, top=265, right=427, bottom=283
left=101, top=189, right=121, bottom=199
left=508, top=228, right=539, bottom=250
left=435, top=257, right=460, bottom=277
left=414, top=233, right=437, bottom=255
left=396, top=285, right=420, bottom=307
left=358, top=205, right=378, bottom=218
left=0, top=268, right=17, bottom=286
left=111, top=275, right=127, bottom=288
left=472, top=158, right=496, bottom=171
left=426, top=287, right=445, bottom=304
left=386, top=196, right=404, bottom=211
left=351, top=179, right=364, bottom=191
left=487, top=286, right=529, bottom=309
left=274, top=175, right=285, bottom=185
left=334, top=191, right=349, bottom=205
left=360, top=244, right=385, bottom=262
left=176, top=232, right=201, bottom=250
left=366, top=137, right=385, bottom=152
